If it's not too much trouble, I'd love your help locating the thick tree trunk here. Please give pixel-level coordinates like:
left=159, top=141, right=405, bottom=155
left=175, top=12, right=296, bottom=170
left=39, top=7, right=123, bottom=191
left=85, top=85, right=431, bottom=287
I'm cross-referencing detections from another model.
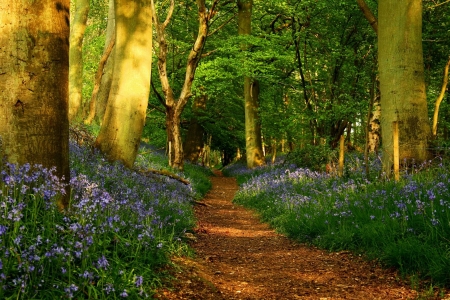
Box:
left=94, top=0, right=152, bottom=168
left=378, top=0, right=430, bottom=174
left=184, top=94, right=207, bottom=163
left=69, top=0, right=90, bottom=121
left=238, top=0, right=265, bottom=168
left=0, top=0, right=70, bottom=208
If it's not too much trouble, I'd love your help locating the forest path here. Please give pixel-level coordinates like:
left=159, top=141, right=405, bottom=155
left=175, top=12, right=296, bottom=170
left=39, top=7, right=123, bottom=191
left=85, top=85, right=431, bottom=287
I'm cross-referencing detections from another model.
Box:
left=154, top=171, right=420, bottom=299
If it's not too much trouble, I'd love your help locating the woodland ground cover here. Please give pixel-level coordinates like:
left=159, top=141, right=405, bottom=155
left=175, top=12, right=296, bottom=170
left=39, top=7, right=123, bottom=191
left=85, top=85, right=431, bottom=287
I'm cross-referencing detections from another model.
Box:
left=225, top=155, right=450, bottom=288
left=0, top=141, right=211, bottom=299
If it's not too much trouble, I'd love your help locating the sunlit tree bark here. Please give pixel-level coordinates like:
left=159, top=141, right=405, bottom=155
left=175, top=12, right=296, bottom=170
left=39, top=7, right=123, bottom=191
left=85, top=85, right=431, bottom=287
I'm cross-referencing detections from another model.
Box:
left=0, top=0, right=70, bottom=208
left=69, top=0, right=90, bottom=121
left=94, top=0, right=153, bottom=168
left=378, top=0, right=431, bottom=174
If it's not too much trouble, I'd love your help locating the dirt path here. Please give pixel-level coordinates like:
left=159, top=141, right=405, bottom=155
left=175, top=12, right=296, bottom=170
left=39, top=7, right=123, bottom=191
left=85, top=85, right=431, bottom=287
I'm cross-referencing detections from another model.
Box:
left=154, top=171, right=431, bottom=299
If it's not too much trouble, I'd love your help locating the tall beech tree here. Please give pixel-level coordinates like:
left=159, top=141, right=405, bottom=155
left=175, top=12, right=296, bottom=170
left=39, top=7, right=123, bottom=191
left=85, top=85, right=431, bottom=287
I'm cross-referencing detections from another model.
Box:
left=238, top=0, right=265, bottom=168
left=69, top=0, right=90, bottom=121
left=0, top=0, right=70, bottom=208
left=94, top=0, right=153, bottom=168
left=152, top=0, right=220, bottom=170
left=378, top=0, right=431, bottom=174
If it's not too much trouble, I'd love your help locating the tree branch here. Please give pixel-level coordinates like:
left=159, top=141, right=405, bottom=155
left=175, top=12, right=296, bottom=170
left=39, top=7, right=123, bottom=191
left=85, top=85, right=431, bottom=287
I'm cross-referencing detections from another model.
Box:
left=432, top=56, right=450, bottom=137
left=151, top=78, right=167, bottom=108
left=356, top=0, right=378, bottom=34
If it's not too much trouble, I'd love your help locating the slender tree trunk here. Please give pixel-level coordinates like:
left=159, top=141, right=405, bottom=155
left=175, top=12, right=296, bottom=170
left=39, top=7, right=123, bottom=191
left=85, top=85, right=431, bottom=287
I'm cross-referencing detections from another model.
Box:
left=368, top=83, right=381, bottom=153
left=0, top=0, right=70, bottom=208
left=94, top=0, right=153, bottom=168
left=432, top=57, right=450, bottom=137
left=238, top=0, right=265, bottom=168
left=378, top=0, right=431, bottom=174
left=85, top=0, right=115, bottom=125
left=96, top=0, right=116, bottom=124
left=84, top=35, right=115, bottom=125
left=69, top=0, right=90, bottom=121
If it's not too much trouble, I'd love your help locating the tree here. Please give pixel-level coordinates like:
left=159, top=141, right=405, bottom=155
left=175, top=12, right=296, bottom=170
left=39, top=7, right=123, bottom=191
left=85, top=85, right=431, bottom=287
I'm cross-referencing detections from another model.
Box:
left=94, top=0, right=153, bottom=168
left=238, top=0, right=265, bottom=168
left=69, top=0, right=90, bottom=121
left=184, top=94, right=207, bottom=164
left=378, top=0, right=431, bottom=173
left=84, top=0, right=115, bottom=125
left=0, top=0, right=71, bottom=208
left=152, top=0, right=218, bottom=170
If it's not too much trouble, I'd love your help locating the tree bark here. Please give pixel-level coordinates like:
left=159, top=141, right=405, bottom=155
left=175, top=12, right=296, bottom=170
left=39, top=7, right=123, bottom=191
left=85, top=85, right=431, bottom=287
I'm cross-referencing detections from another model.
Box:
left=184, top=94, right=207, bottom=163
left=94, top=0, right=153, bottom=168
left=69, top=0, right=90, bottom=121
left=152, top=0, right=213, bottom=170
left=0, top=0, right=71, bottom=208
left=238, top=0, right=265, bottom=168
left=84, top=35, right=115, bottom=125
left=378, top=0, right=431, bottom=175
left=94, top=0, right=116, bottom=125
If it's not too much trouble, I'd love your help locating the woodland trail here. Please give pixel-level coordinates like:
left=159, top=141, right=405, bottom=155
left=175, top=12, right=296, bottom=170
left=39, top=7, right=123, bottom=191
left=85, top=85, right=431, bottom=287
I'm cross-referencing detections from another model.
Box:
left=154, top=171, right=429, bottom=299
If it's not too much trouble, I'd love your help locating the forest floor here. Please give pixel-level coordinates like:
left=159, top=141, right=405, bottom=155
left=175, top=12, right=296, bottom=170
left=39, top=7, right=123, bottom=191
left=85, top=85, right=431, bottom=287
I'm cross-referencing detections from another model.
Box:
left=154, top=171, right=449, bottom=300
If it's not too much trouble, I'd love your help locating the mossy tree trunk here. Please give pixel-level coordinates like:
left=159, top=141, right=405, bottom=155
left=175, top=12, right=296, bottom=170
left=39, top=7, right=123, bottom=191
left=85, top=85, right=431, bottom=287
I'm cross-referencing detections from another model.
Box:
left=238, top=0, right=265, bottom=168
left=69, top=0, right=90, bottom=121
left=378, top=0, right=431, bottom=174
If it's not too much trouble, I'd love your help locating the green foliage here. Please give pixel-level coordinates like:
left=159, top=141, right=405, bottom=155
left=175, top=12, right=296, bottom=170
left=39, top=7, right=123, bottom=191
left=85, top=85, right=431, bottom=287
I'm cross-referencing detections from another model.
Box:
left=284, top=144, right=337, bottom=172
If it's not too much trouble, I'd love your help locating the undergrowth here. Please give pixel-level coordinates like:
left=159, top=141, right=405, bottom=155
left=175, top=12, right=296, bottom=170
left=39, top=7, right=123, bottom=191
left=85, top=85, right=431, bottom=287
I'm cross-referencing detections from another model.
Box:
left=0, top=140, right=211, bottom=299
left=225, top=154, right=450, bottom=288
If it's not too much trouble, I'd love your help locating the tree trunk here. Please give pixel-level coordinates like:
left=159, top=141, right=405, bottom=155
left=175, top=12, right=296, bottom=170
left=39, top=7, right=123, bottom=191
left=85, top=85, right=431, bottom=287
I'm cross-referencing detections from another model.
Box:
left=0, top=0, right=70, bottom=208
left=152, top=0, right=212, bottom=170
left=238, top=0, right=265, bottom=168
left=378, top=0, right=431, bottom=174
left=84, top=35, right=115, bottom=125
left=368, top=83, right=381, bottom=153
left=69, top=0, right=90, bottom=121
left=94, top=0, right=116, bottom=124
left=184, top=94, right=207, bottom=163
left=432, top=57, right=450, bottom=137
left=94, top=0, right=153, bottom=168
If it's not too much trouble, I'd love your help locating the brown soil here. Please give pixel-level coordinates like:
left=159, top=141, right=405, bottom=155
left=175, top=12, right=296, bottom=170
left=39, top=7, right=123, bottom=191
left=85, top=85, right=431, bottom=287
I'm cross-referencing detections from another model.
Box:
left=154, top=171, right=449, bottom=300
